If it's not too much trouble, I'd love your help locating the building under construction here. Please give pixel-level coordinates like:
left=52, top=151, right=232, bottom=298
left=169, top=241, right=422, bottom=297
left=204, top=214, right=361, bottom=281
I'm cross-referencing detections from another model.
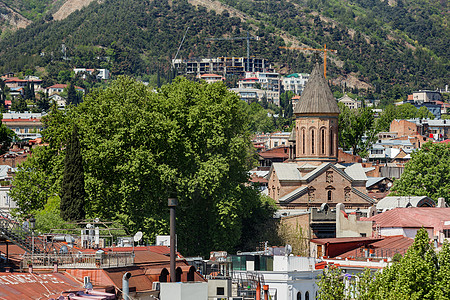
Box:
left=172, top=57, right=275, bottom=77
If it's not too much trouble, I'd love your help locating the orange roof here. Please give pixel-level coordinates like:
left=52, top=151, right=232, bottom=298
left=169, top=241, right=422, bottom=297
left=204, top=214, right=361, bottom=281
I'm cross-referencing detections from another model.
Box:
left=200, top=74, right=222, bottom=77
left=48, top=84, right=84, bottom=90
left=292, top=95, right=301, bottom=100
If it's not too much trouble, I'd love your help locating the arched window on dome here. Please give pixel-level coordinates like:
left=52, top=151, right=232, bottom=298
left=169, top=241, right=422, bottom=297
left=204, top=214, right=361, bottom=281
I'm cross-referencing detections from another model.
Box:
left=329, top=128, right=334, bottom=156
left=302, top=128, right=306, bottom=154
left=321, top=128, right=326, bottom=155
left=311, top=129, right=315, bottom=154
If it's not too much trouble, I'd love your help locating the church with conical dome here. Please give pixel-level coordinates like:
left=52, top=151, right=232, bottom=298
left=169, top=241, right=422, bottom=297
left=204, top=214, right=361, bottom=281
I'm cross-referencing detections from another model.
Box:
left=290, top=62, right=340, bottom=164
left=268, top=63, right=375, bottom=210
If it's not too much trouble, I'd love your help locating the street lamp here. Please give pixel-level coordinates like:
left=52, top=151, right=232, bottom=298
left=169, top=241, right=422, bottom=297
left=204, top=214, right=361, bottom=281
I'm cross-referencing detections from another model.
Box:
left=29, top=216, right=36, bottom=265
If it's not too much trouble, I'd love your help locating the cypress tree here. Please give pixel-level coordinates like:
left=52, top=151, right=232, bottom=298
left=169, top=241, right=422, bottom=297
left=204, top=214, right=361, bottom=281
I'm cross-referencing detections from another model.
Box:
left=60, top=125, right=86, bottom=221
left=67, top=83, right=77, bottom=105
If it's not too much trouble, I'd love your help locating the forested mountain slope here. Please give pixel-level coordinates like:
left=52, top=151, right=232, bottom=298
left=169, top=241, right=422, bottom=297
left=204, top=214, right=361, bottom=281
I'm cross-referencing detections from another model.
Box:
left=0, top=0, right=447, bottom=100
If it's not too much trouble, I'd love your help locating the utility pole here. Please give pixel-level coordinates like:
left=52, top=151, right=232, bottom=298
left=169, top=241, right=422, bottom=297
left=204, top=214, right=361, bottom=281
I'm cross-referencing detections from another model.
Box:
left=168, top=198, right=178, bottom=282
left=206, top=31, right=260, bottom=72
left=279, top=44, right=337, bottom=78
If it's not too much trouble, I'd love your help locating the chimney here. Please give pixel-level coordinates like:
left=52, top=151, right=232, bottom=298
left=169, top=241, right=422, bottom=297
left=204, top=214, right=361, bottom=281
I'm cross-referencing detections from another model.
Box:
left=438, top=198, right=447, bottom=208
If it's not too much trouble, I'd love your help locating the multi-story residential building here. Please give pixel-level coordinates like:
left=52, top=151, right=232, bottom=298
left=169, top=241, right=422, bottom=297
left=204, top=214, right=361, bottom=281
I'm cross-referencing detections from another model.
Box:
left=281, top=73, right=310, bottom=95
left=412, top=90, right=442, bottom=103
left=2, top=112, right=45, bottom=140
left=172, top=57, right=274, bottom=77
left=73, top=68, right=110, bottom=80
left=245, top=72, right=281, bottom=105
left=46, top=84, right=85, bottom=96
left=338, top=94, right=362, bottom=110
left=199, top=73, right=224, bottom=84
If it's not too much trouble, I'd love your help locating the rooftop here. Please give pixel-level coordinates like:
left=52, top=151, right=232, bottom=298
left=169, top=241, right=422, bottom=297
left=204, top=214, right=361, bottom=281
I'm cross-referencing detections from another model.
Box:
left=362, top=207, right=450, bottom=228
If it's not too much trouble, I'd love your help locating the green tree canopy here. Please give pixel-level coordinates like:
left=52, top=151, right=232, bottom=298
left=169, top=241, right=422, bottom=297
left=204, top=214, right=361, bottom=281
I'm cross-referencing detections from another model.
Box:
left=10, top=76, right=274, bottom=256
left=392, top=142, right=450, bottom=202
left=338, top=103, right=376, bottom=156
left=376, top=103, right=435, bottom=132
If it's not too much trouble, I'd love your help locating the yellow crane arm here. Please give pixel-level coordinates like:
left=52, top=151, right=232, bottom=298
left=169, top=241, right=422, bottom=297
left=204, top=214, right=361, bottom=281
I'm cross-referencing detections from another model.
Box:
left=278, top=44, right=337, bottom=78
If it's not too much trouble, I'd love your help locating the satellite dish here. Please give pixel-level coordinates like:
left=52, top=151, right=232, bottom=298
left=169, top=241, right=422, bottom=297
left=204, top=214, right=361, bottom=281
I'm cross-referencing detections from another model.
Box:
left=134, top=231, right=143, bottom=242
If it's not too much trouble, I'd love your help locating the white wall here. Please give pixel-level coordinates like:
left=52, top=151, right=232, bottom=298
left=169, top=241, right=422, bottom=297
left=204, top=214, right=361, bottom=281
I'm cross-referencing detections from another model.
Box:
left=380, top=227, right=432, bottom=239
left=160, top=282, right=208, bottom=300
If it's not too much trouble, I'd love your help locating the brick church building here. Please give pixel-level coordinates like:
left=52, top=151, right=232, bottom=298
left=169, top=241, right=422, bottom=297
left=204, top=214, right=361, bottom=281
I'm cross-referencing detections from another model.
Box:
left=268, top=63, right=375, bottom=210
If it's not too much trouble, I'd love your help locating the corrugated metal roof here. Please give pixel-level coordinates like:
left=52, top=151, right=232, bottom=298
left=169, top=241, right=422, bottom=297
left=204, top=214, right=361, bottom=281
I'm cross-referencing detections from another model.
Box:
left=362, top=207, right=450, bottom=228
left=279, top=186, right=308, bottom=203
left=271, top=163, right=302, bottom=181
left=301, top=163, right=331, bottom=182
left=366, top=177, right=386, bottom=188
left=339, top=235, right=414, bottom=258
left=293, top=63, right=340, bottom=115
left=344, top=164, right=368, bottom=181
left=311, top=237, right=381, bottom=245
left=376, top=196, right=435, bottom=210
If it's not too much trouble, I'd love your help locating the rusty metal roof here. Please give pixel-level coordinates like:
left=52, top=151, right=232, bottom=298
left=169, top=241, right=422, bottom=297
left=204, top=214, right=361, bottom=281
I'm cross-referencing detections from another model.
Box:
left=311, top=237, right=382, bottom=245
left=0, top=272, right=83, bottom=299
left=362, top=207, right=450, bottom=229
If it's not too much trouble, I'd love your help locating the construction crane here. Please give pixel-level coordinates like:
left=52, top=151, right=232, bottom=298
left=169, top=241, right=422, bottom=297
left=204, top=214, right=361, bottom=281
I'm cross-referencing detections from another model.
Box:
left=279, top=44, right=337, bottom=78
left=206, top=31, right=260, bottom=72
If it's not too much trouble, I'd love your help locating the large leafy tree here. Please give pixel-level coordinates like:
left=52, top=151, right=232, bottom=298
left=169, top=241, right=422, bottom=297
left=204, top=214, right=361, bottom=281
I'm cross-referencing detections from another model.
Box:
left=338, top=103, right=376, bottom=156
left=392, top=142, right=450, bottom=202
left=11, top=76, right=273, bottom=256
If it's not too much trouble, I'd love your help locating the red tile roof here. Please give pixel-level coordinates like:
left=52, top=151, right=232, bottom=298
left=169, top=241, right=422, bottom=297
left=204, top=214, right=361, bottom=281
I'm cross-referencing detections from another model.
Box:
left=361, top=207, right=450, bottom=229
left=258, top=146, right=289, bottom=159
left=48, top=84, right=84, bottom=90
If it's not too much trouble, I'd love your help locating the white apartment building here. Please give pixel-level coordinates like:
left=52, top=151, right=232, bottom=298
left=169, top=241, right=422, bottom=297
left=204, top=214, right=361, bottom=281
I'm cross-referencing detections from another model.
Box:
left=73, top=68, right=110, bottom=80
left=281, top=73, right=310, bottom=95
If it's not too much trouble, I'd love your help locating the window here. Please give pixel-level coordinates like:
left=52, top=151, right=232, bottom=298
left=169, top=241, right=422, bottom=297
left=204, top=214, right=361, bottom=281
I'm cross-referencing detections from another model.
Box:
left=330, top=129, right=334, bottom=156
left=311, top=130, right=315, bottom=154
left=321, top=128, right=325, bottom=154
left=444, top=229, right=450, bottom=238
left=297, top=292, right=302, bottom=300
left=217, top=287, right=225, bottom=295
left=305, top=291, right=310, bottom=300
left=328, top=190, right=332, bottom=201
left=302, top=129, right=306, bottom=154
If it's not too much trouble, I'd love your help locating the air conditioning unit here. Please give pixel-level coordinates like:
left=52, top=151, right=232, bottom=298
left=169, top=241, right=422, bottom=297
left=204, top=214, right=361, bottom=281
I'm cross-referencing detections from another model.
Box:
left=152, top=281, right=160, bottom=291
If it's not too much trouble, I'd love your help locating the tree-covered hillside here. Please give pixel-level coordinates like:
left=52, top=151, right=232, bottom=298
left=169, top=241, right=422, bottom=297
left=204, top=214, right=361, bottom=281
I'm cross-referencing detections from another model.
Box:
left=0, top=0, right=448, bottom=100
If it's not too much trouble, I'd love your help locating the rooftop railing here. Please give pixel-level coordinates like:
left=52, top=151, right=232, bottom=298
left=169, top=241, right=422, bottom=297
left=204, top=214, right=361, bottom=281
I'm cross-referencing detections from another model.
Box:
left=21, top=252, right=134, bottom=269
